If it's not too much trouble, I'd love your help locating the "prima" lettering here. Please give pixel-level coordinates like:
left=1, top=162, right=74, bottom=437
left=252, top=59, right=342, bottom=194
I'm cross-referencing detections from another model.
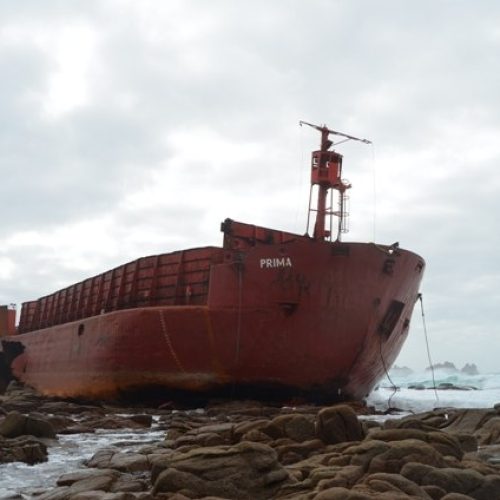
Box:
left=259, top=257, right=293, bottom=269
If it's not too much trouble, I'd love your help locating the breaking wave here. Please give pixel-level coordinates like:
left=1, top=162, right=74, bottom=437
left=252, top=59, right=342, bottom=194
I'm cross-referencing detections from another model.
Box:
left=367, top=370, right=500, bottom=413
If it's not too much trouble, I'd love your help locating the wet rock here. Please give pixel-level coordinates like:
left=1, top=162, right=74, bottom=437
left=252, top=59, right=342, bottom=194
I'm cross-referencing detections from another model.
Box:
left=127, top=414, right=153, bottom=427
left=36, top=486, right=72, bottom=500
left=402, top=461, right=500, bottom=499
left=59, top=473, right=117, bottom=494
left=58, top=424, right=97, bottom=434
left=71, top=493, right=146, bottom=500
left=38, top=472, right=129, bottom=500
left=262, top=414, right=316, bottom=442
left=194, top=431, right=226, bottom=446
left=232, top=418, right=270, bottom=441
left=44, top=414, right=77, bottom=433
left=400, top=462, right=437, bottom=484
left=205, top=399, right=281, bottom=418
left=368, top=439, right=447, bottom=473
left=361, top=418, right=382, bottom=434
left=192, top=422, right=234, bottom=438
left=474, top=443, right=500, bottom=466
left=420, top=467, right=487, bottom=497
left=476, top=416, right=500, bottom=445
left=5, top=398, right=500, bottom=499
left=0, top=434, right=48, bottom=464
left=38, top=401, right=105, bottom=416
left=285, top=449, right=349, bottom=483
left=274, top=438, right=324, bottom=463
left=327, top=437, right=447, bottom=476
left=306, top=463, right=364, bottom=491
left=109, top=473, right=148, bottom=493
left=173, top=421, right=235, bottom=447
left=316, top=405, right=364, bottom=445
left=81, top=415, right=152, bottom=431
left=0, top=410, right=56, bottom=438
left=173, top=433, right=216, bottom=449
left=368, top=428, right=464, bottom=459
left=437, top=383, right=478, bottom=391
left=57, top=468, right=120, bottom=486
left=358, top=472, right=433, bottom=498
left=440, top=494, right=475, bottom=500
left=454, top=433, right=478, bottom=453
left=152, top=441, right=289, bottom=499
left=241, top=428, right=273, bottom=443
left=391, top=408, right=500, bottom=448
left=384, top=415, right=446, bottom=433
left=319, top=464, right=364, bottom=490
left=48, top=467, right=154, bottom=499
left=310, top=486, right=370, bottom=499
left=408, top=383, right=426, bottom=390
left=461, top=454, right=500, bottom=477
left=422, top=484, right=448, bottom=499
left=86, top=448, right=150, bottom=473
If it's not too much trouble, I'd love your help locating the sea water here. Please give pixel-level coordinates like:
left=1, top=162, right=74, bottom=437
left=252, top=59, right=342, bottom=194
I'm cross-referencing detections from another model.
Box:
left=368, top=369, right=500, bottom=413
left=1, top=371, right=499, bottom=499
left=0, top=425, right=165, bottom=499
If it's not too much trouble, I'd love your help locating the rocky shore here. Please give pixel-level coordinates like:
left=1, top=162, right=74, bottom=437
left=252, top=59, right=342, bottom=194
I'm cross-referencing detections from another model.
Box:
left=1, top=383, right=500, bottom=499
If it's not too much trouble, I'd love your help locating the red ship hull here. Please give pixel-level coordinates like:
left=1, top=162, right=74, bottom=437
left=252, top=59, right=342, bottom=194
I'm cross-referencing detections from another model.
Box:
left=1, top=221, right=424, bottom=401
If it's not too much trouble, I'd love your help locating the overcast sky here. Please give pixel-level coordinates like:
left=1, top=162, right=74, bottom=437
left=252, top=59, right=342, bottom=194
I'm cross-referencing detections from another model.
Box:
left=1, top=1, right=499, bottom=373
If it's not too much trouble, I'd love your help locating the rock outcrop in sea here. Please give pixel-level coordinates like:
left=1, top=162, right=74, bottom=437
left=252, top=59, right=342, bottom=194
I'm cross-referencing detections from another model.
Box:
left=462, top=363, right=480, bottom=376
left=389, top=365, right=414, bottom=377
left=425, top=362, right=480, bottom=375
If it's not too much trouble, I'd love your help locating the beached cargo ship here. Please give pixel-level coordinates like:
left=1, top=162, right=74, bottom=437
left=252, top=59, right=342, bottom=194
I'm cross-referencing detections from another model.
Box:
left=0, top=123, right=425, bottom=401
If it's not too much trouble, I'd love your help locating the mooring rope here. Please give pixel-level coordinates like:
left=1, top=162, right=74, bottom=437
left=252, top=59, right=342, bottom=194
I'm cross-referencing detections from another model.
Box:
left=418, top=293, right=439, bottom=404
left=379, top=333, right=399, bottom=409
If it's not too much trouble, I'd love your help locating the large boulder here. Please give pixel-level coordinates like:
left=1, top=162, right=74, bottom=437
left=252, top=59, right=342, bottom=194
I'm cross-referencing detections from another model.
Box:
left=232, top=419, right=270, bottom=442
left=328, top=439, right=392, bottom=470
left=367, top=439, right=447, bottom=474
left=316, top=405, right=364, bottom=445
left=476, top=417, right=500, bottom=445
left=86, top=448, right=149, bottom=473
left=357, top=472, right=433, bottom=499
left=327, top=438, right=447, bottom=475
left=274, top=438, right=325, bottom=464
left=385, top=408, right=500, bottom=450
left=368, top=428, right=464, bottom=459
left=0, top=434, right=48, bottom=464
left=0, top=410, right=56, bottom=438
left=262, top=413, right=316, bottom=442
left=401, top=462, right=500, bottom=500
left=57, top=468, right=120, bottom=486
left=152, top=440, right=290, bottom=499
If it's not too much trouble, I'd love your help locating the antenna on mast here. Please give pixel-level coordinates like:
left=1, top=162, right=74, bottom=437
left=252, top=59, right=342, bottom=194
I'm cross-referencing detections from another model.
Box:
left=300, top=121, right=372, bottom=241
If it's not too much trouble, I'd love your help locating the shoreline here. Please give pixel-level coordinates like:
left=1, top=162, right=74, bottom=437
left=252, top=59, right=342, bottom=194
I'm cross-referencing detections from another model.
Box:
left=1, top=383, right=500, bottom=499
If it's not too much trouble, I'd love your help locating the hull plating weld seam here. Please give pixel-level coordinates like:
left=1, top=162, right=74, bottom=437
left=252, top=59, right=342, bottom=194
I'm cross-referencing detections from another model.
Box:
left=159, top=310, right=185, bottom=372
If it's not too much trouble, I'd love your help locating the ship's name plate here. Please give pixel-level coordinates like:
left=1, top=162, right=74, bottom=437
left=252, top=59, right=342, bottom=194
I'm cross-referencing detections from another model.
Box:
left=260, top=257, right=292, bottom=269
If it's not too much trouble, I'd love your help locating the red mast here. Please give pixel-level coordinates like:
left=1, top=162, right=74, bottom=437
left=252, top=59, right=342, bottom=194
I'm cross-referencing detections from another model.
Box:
left=301, top=121, right=371, bottom=241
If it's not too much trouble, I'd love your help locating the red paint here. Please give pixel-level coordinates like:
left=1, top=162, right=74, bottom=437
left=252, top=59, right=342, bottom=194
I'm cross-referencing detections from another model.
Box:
left=1, top=124, right=425, bottom=401
left=0, top=305, right=16, bottom=336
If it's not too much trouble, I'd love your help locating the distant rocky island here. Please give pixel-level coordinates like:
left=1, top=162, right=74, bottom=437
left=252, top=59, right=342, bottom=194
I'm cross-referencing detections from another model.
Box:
left=390, top=365, right=414, bottom=377
left=389, top=362, right=480, bottom=379
left=388, top=362, right=481, bottom=391
left=425, top=361, right=479, bottom=375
